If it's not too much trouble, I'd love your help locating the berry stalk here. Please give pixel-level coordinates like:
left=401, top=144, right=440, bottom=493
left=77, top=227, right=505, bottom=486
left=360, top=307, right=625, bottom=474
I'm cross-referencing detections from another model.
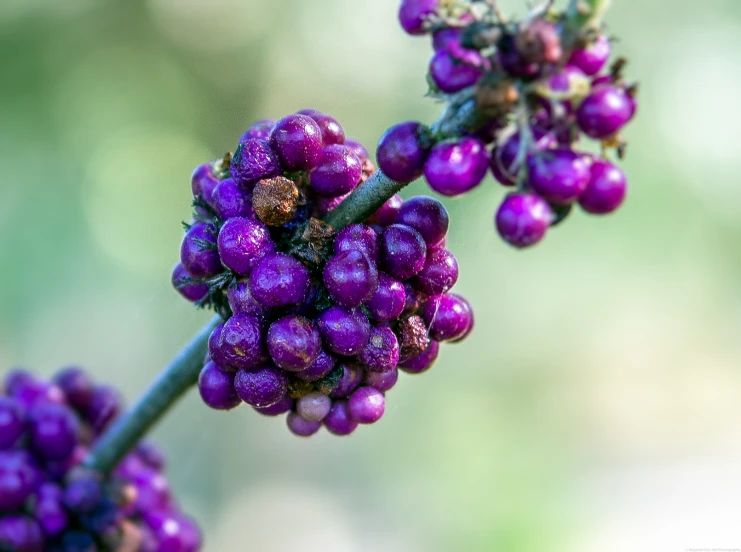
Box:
left=84, top=315, right=221, bottom=474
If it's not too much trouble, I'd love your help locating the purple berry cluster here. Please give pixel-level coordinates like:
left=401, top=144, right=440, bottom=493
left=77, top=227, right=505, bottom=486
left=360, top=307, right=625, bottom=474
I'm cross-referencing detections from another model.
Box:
left=0, top=368, right=200, bottom=552
left=172, top=111, right=473, bottom=436
left=379, top=0, right=638, bottom=248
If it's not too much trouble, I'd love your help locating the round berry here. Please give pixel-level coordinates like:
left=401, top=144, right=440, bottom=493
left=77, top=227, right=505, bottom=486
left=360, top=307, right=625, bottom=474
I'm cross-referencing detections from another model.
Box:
left=52, top=367, right=93, bottom=414
left=191, top=161, right=220, bottom=199
left=405, top=343, right=440, bottom=374
left=239, top=119, right=274, bottom=142
left=490, top=128, right=557, bottom=187
left=429, top=48, right=483, bottom=93
left=317, top=307, right=370, bottom=356
left=344, top=139, right=369, bottom=162
left=217, top=217, right=275, bottom=276
left=0, top=451, right=38, bottom=511
left=230, top=138, right=281, bottom=189
left=269, top=114, right=324, bottom=171
left=367, top=193, right=404, bottom=226
left=424, top=137, right=489, bottom=197
left=568, top=34, right=611, bottom=76
left=376, top=122, right=430, bottom=183
left=296, top=392, right=332, bottom=422
left=398, top=0, right=438, bottom=35
left=211, top=177, right=254, bottom=220
left=33, top=483, right=68, bottom=538
left=310, top=145, right=362, bottom=197
left=413, top=248, right=458, bottom=295
left=28, top=403, right=78, bottom=461
left=63, top=476, right=102, bottom=514
left=323, top=400, right=358, bottom=436
left=227, top=279, right=264, bottom=317
left=497, top=34, right=540, bottom=79
left=144, top=512, right=201, bottom=552
left=171, top=263, right=209, bottom=303
left=85, top=385, right=121, bottom=433
left=198, top=362, right=241, bottom=410
left=363, top=368, right=399, bottom=392
left=348, top=386, right=385, bottom=424
left=234, top=365, right=288, bottom=408
left=577, top=85, right=634, bottom=139
left=286, top=412, right=322, bottom=437
left=358, top=326, right=400, bottom=373
left=0, top=397, right=25, bottom=450
left=334, top=224, right=379, bottom=262
left=495, top=193, right=553, bottom=248
left=330, top=364, right=364, bottom=398
left=267, top=315, right=322, bottom=372
left=306, top=112, right=345, bottom=146
left=180, top=223, right=221, bottom=279
left=215, top=314, right=267, bottom=371
left=254, top=396, right=293, bottom=416
left=527, top=149, right=592, bottom=205
left=579, top=159, right=627, bottom=214
left=249, top=253, right=311, bottom=308
left=323, top=250, right=379, bottom=308
left=296, top=350, right=337, bottom=382
left=421, top=294, right=474, bottom=342
left=0, top=515, right=43, bottom=552
left=366, top=273, right=406, bottom=322
left=251, top=176, right=299, bottom=226
left=432, top=27, right=462, bottom=50
left=395, top=196, right=449, bottom=246
left=380, top=224, right=427, bottom=281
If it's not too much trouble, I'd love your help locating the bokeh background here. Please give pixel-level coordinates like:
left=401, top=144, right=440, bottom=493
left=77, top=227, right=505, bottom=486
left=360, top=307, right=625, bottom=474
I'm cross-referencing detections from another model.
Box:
left=2, top=0, right=741, bottom=550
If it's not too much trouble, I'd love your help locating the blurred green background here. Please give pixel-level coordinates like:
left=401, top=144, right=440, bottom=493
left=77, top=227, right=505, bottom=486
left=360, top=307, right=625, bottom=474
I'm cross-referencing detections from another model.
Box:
left=2, top=0, right=741, bottom=550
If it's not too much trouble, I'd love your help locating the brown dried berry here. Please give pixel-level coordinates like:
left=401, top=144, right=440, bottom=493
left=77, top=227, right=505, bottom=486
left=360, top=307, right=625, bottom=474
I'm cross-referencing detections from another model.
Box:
left=515, top=19, right=562, bottom=64
left=475, top=78, right=519, bottom=117
left=397, top=315, right=430, bottom=362
left=252, top=176, right=299, bottom=226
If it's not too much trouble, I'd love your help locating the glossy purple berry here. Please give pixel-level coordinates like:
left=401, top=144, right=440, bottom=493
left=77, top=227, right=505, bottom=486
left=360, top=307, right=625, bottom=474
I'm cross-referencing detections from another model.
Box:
left=0, top=397, right=25, bottom=450
left=376, top=122, right=431, bottom=183
left=28, top=403, right=78, bottom=461
left=429, top=48, right=483, bottom=93
left=296, top=350, right=337, bottom=382
left=296, top=392, right=332, bottom=422
left=226, top=279, right=264, bottom=317
left=334, top=224, right=379, bottom=262
left=254, top=396, right=293, bottom=416
left=344, top=139, right=369, bottom=162
left=400, top=341, right=439, bottom=374
left=307, top=112, right=345, bottom=146
left=239, top=119, right=274, bottom=142
left=422, top=294, right=473, bottom=342
left=234, top=364, right=288, bottom=408
left=577, top=85, right=634, bottom=139
left=230, top=138, right=281, bottom=188
left=323, top=400, right=358, bottom=436
left=191, top=161, right=220, bottom=200
left=395, top=196, right=449, bottom=246
left=398, top=0, right=438, bottom=35
left=348, top=386, right=385, bottom=424
left=367, top=194, right=404, bottom=226
left=0, top=451, right=38, bottom=511
left=568, top=34, right=611, bottom=76
left=0, top=515, right=43, bottom=552
left=269, top=114, right=324, bottom=171
left=323, top=250, right=379, bottom=308
left=310, top=145, right=362, bottom=197
left=363, top=368, right=398, bottom=392
left=366, top=273, right=406, bottom=322
left=85, top=385, right=121, bottom=433
left=380, top=224, right=427, bottom=281
left=53, top=368, right=93, bottom=412
left=171, top=263, right=208, bottom=303
left=144, top=512, right=201, bottom=552
left=217, top=217, right=275, bottom=276
left=267, top=315, right=322, bottom=372
left=330, top=364, right=364, bottom=398
left=317, top=307, right=370, bottom=356
left=490, top=128, right=557, bottom=187
left=495, top=193, right=553, bottom=248
left=180, top=223, right=221, bottom=279
left=215, top=314, right=267, bottom=370
left=579, top=159, right=627, bottom=214
left=358, top=326, right=400, bottom=373
left=211, top=178, right=254, bottom=220
left=414, top=248, right=458, bottom=295
left=527, top=149, right=592, bottom=205
left=198, top=362, right=241, bottom=410
left=424, top=137, right=489, bottom=197
left=249, top=253, right=311, bottom=308
left=286, top=412, right=321, bottom=437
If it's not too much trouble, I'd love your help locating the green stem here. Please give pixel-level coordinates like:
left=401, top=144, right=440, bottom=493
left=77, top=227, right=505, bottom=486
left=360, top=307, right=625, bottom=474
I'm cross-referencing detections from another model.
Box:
left=566, top=0, right=612, bottom=30
left=84, top=315, right=221, bottom=474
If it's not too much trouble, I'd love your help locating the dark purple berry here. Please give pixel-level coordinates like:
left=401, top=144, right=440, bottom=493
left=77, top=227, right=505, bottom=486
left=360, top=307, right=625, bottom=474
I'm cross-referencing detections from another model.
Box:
left=227, top=279, right=264, bottom=317
left=136, top=441, right=166, bottom=471
left=198, top=362, right=241, bottom=410
left=33, top=483, right=68, bottom=538
left=367, top=194, right=404, bottom=226
left=358, top=326, right=400, bottom=373
left=323, top=400, right=358, bottom=436
left=239, top=119, right=274, bottom=142
left=215, top=314, right=267, bottom=370
left=333, top=224, right=379, bottom=262
left=306, top=112, right=345, bottom=146
left=28, top=403, right=78, bottom=461
left=413, top=248, right=458, bottom=295
left=429, top=47, right=484, bottom=93
left=249, top=253, right=311, bottom=308
left=344, top=139, right=369, bottom=162
left=348, top=386, right=385, bottom=424
left=266, top=315, right=322, bottom=372
left=579, top=159, right=627, bottom=214
left=322, top=250, right=379, bottom=308
left=191, top=161, right=220, bottom=199
left=317, top=307, right=370, bottom=356
left=490, top=128, right=557, bottom=187
left=53, top=368, right=93, bottom=412
left=498, top=34, right=540, bottom=79
left=366, top=273, right=406, bottom=322
left=432, top=27, right=462, bottom=50
left=286, top=412, right=321, bottom=437
left=380, top=224, right=427, bottom=281
left=211, top=177, right=254, bottom=220
left=568, top=35, right=610, bottom=76
left=403, top=282, right=426, bottom=314
left=424, top=137, right=489, bottom=197
left=310, top=145, right=362, bottom=197
left=398, top=0, right=437, bottom=35
left=171, top=263, right=208, bottom=303
left=0, top=515, right=44, bottom=552
left=63, top=476, right=102, bottom=514
left=217, top=217, right=275, bottom=276
left=230, top=138, right=281, bottom=188
left=330, top=364, right=363, bottom=398
left=527, top=149, right=592, bottom=205
left=254, top=396, right=293, bottom=416
left=577, top=84, right=633, bottom=139
left=421, top=294, right=473, bottom=342
left=0, top=451, right=38, bottom=511
left=234, top=364, right=288, bottom=408
left=296, top=392, right=332, bottom=422
left=180, top=223, right=221, bottom=279
left=0, top=397, right=25, bottom=450
left=395, top=196, right=449, bottom=246
left=269, top=114, right=324, bottom=171
left=296, top=350, right=337, bottom=382
left=495, top=193, right=553, bottom=248
left=400, top=341, right=439, bottom=374
left=363, top=368, right=398, bottom=392
left=85, top=385, right=121, bottom=433
left=376, top=122, right=430, bottom=183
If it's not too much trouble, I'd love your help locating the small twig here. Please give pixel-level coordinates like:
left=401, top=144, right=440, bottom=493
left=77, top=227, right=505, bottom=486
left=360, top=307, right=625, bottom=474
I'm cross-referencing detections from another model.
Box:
left=486, top=0, right=507, bottom=23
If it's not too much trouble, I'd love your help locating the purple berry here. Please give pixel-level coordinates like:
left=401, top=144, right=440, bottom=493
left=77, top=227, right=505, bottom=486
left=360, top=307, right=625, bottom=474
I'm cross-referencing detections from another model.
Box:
left=249, top=253, right=311, bottom=308
left=568, top=34, right=611, bottom=76
left=527, top=149, right=592, bottom=205
left=0, top=451, right=38, bottom=511
left=498, top=34, right=540, bottom=79
left=191, top=161, right=220, bottom=199
left=180, top=223, right=221, bottom=279
left=286, top=412, right=321, bottom=437
left=33, top=483, right=68, bottom=538
left=490, top=128, right=557, bottom=187
left=296, top=350, right=337, bottom=382
left=211, top=177, right=254, bottom=220
left=269, top=114, right=324, bottom=171
left=254, top=396, right=293, bottom=416
left=310, top=145, right=362, bottom=197
left=413, top=248, right=458, bottom=295
left=380, top=224, right=427, bottom=281
left=495, top=193, right=553, bottom=248
left=579, top=159, right=627, bottom=214
left=171, top=263, right=208, bottom=303
left=323, top=250, right=379, bottom=308
left=0, top=397, right=25, bottom=450
left=330, top=364, right=364, bottom=398
left=307, top=112, right=345, bottom=146
left=367, top=194, right=404, bottom=226
left=424, top=137, right=489, bottom=197
left=198, top=361, right=241, bottom=410
left=366, top=273, right=406, bottom=322
left=314, top=193, right=350, bottom=217
left=85, top=385, right=121, bottom=433
left=432, top=27, right=462, bottom=50
left=323, top=400, right=358, bottom=436
left=400, top=341, right=439, bottom=374
left=136, top=441, right=166, bottom=471
left=344, top=139, right=369, bottom=162
left=333, top=224, right=379, bottom=262
left=267, top=315, right=322, bottom=372
left=234, top=364, right=288, bottom=408
left=215, top=314, right=267, bottom=370
left=577, top=85, right=634, bottom=139
left=239, top=119, right=274, bottom=142
left=0, top=515, right=43, bottom=552
left=348, top=386, right=385, bottom=424
left=429, top=47, right=483, bottom=93
left=376, top=122, right=430, bottom=183
left=217, top=217, right=275, bottom=276
left=421, top=294, right=473, bottom=342
left=63, top=476, right=102, bottom=514
left=227, top=279, right=264, bottom=317
left=398, top=0, right=437, bottom=35
left=358, top=326, right=400, bottom=373
left=317, top=307, right=370, bottom=356
left=10, top=378, right=64, bottom=410
left=28, top=403, right=78, bottom=461
left=230, top=138, right=281, bottom=188
left=395, top=196, right=449, bottom=246
left=296, top=392, right=332, bottom=422
left=144, top=512, right=201, bottom=552
left=363, top=368, right=398, bottom=392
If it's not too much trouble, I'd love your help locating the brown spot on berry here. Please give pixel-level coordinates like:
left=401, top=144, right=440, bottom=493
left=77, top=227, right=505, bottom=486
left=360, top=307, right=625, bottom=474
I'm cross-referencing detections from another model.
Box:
left=397, top=315, right=430, bottom=362
left=252, top=176, right=299, bottom=226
